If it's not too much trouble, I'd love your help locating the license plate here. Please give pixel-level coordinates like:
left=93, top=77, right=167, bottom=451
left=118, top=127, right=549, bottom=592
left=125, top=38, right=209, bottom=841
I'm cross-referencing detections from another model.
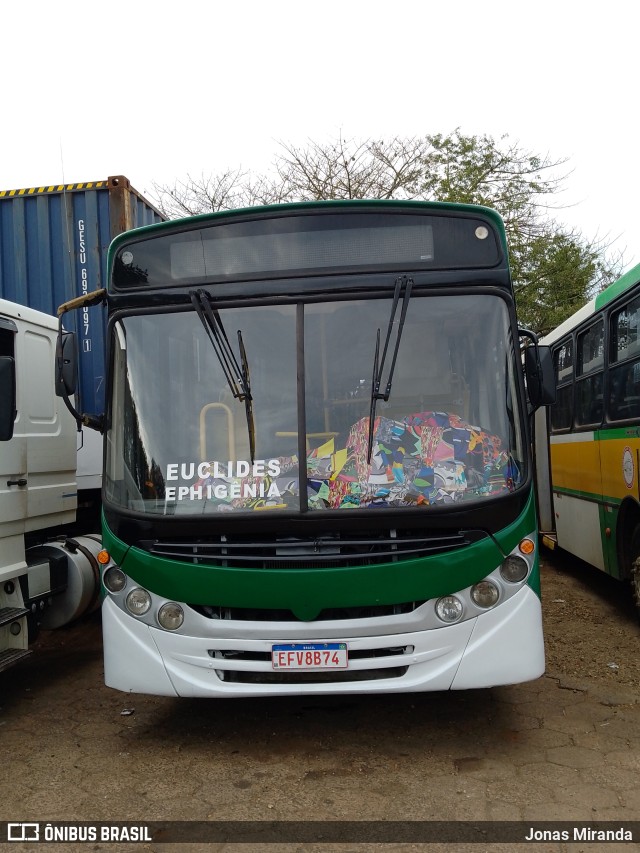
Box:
left=272, top=642, right=348, bottom=670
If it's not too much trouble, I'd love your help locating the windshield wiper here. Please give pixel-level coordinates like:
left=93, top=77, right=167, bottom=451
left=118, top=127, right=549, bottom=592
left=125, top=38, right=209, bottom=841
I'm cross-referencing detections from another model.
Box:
left=367, top=275, right=414, bottom=462
left=190, top=289, right=256, bottom=462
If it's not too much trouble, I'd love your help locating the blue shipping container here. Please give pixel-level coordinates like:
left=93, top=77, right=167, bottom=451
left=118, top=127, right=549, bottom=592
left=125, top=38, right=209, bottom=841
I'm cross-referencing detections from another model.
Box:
left=0, top=175, right=164, bottom=414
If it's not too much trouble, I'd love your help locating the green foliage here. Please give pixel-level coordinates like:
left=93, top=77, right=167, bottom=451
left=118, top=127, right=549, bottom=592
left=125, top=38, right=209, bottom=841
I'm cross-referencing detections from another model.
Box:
left=415, top=131, right=622, bottom=333
left=420, top=131, right=562, bottom=217
left=513, top=231, right=597, bottom=336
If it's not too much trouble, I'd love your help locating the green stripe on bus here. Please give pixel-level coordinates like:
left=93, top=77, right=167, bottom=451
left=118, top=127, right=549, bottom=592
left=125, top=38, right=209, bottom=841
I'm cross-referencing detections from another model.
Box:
left=595, top=263, right=640, bottom=310
left=596, top=426, right=640, bottom=440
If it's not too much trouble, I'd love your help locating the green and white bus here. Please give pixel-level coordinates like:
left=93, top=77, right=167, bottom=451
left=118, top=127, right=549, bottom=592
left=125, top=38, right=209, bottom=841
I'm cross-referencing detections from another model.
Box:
left=58, top=200, right=554, bottom=697
left=535, top=262, right=640, bottom=613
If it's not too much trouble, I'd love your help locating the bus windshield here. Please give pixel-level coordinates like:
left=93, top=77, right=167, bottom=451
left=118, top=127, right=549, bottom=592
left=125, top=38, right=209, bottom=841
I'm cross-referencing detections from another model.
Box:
left=105, top=292, right=525, bottom=515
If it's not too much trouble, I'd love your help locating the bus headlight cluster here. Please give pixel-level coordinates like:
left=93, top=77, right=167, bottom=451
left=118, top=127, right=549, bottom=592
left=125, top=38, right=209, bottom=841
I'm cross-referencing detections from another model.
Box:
left=433, top=533, right=536, bottom=626
left=105, top=570, right=185, bottom=631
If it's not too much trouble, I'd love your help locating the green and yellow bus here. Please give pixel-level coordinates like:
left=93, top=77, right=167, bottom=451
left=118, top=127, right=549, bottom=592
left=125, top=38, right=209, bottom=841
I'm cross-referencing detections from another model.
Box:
left=58, top=200, right=554, bottom=697
left=536, top=262, right=640, bottom=613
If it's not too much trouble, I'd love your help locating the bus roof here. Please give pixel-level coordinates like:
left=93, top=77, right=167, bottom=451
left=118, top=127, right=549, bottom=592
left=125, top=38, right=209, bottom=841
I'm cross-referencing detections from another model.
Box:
left=107, top=199, right=510, bottom=291
left=595, top=260, right=640, bottom=311
left=108, top=198, right=508, bottom=254
left=541, top=261, right=640, bottom=346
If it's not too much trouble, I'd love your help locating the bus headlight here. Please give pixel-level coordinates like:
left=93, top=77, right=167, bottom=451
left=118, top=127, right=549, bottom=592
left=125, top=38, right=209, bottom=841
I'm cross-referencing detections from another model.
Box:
left=103, top=566, right=127, bottom=593
left=435, top=595, right=464, bottom=623
left=500, top=555, right=529, bottom=583
left=157, top=602, right=184, bottom=630
left=126, top=587, right=151, bottom=616
left=471, top=580, right=500, bottom=608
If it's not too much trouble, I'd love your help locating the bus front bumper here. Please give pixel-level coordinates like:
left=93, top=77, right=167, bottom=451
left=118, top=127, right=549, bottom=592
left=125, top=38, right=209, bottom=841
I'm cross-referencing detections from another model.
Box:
left=102, top=585, right=544, bottom=697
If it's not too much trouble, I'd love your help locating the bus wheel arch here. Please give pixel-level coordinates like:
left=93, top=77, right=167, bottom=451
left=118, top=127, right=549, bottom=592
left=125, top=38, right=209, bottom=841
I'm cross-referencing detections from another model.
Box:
left=616, top=497, right=640, bottom=613
left=628, top=523, right=640, bottom=616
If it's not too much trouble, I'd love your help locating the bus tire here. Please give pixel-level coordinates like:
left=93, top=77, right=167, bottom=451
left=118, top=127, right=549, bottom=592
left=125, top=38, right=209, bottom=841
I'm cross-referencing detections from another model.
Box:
left=630, top=525, right=640, bottom=619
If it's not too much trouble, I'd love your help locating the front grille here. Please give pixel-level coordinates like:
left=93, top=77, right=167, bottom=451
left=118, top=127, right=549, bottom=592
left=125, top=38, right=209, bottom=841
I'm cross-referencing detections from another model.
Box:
left=190, top=600, right=423, bottom=622
left=145, top=527, right=486, bottom=569
left=216, top=667, right=408, bottom=685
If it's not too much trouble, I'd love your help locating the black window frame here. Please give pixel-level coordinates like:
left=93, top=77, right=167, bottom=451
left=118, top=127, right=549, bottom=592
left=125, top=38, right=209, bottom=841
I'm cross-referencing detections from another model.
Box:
left=607, top=292, right=640, bottom=424
left=549, top=338, right=574, bottom=433
left=547, top=281, right=640, bottom=434
left=574, top=318, right=605, bottom=428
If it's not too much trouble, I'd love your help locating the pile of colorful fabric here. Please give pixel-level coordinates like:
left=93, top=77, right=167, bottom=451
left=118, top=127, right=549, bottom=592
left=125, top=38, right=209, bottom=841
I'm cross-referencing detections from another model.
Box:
left=305, top=411, right=516, bottom=509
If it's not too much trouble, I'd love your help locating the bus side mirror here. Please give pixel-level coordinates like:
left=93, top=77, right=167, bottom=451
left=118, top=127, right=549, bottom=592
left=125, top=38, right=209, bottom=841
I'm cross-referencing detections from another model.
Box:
left=524, top=344, right=556, bottom=410
left=0, top=356, right=16, bottom=441
left=55, top=331, right=78, bottom=397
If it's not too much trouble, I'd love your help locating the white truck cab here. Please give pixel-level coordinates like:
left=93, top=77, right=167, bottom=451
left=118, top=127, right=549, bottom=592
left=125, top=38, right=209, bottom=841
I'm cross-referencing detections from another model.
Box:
left=0, top=300, right=100, bottom=672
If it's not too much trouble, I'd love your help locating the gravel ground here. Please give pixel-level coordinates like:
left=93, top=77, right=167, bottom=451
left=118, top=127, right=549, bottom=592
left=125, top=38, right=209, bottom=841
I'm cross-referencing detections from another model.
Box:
left=1, top=546, right=639, bottom=853
left=541, top=549, right=640, bottom=694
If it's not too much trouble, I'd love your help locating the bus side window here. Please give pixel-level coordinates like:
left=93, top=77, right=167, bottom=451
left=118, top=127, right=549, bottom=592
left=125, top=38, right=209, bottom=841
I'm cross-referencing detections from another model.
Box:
left=609, top=296, right=640, bottom=422
left=575, top=320, right=604, bottom=427
left=575, top=373, right=604, bottom=426
left=550, top=339, right=573, bottom=432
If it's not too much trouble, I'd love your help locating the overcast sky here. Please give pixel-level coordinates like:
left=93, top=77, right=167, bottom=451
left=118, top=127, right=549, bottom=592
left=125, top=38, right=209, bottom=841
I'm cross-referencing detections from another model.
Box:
left=3, top=1, right=638, bottom=271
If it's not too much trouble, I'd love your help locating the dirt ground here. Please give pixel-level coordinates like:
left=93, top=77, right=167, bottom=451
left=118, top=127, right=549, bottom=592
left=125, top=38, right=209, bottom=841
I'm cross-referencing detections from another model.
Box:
left=541, top=550, right=640, bottom=693
left=1, top=547, right=639, bottom=853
